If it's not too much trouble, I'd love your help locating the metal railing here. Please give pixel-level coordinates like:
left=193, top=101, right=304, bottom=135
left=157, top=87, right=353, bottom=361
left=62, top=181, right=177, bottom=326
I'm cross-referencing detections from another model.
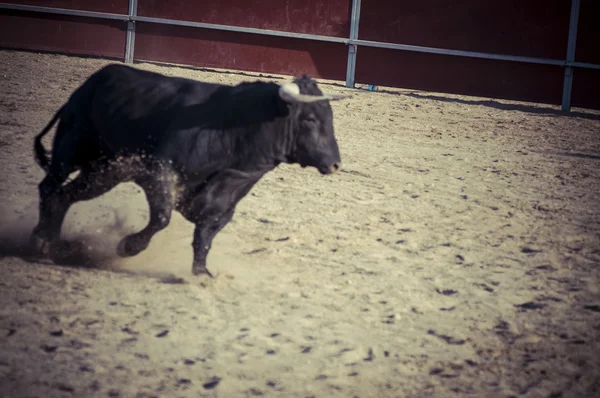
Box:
left=0, top=0, right=596, bottom=111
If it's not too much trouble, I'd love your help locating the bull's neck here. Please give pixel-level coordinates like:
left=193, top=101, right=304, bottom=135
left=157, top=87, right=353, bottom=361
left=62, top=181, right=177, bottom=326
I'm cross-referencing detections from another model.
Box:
left=235, top=116, right=294, bottom=169
left=276, top=114, right=296, bottom=162
left=190, top=116, right=291, bottom=176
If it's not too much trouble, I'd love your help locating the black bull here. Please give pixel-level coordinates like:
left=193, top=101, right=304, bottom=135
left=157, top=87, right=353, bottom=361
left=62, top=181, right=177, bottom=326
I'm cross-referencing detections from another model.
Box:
left=29, top=64, right=349, bottom=276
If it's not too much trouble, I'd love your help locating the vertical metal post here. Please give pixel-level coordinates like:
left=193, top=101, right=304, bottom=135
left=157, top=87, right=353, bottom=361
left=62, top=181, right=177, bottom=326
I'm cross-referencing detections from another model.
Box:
left=125, top=0, right=138, bottom=63
left=561, top=0, right=580, bottom=112
left=345, top=0, right=361, bottom=88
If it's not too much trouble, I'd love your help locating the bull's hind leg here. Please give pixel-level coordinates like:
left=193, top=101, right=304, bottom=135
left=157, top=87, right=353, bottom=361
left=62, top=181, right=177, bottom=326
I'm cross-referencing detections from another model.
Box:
left=30, top=174, right=68, bottom=256
left=32, top=164, right=122, bottom=260
left=117, top=171, right=176, bottom=257
left=30, top=119, right=79, bottom=255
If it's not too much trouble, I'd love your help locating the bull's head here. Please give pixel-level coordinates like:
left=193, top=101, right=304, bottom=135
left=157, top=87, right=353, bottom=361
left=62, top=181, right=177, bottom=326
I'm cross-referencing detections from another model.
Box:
left=278, top=76, right=349, bottom=175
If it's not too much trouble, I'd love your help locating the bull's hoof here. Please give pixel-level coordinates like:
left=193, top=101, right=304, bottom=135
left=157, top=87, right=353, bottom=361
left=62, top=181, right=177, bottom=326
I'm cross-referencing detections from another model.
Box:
left=29, top=233, right=51, bottom=257
left=116, top=235, right=148, bottom=257
left=192, top=266, right=214, bottom=278
left=49, top=240, right=89, bottom=265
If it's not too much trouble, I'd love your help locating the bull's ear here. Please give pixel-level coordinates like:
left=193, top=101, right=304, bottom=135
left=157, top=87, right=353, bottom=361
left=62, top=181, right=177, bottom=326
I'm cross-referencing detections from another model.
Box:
left=276, top=99, right=291, bottom=117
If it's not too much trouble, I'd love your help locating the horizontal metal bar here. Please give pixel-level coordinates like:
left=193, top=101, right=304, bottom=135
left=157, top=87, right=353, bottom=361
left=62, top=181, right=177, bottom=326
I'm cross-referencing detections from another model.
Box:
left=134, top=16, right=600, bottom=71
left=132, top=15, right=349, bottom=44
left=2, top=2, right=600, bottom=73
left=349, top=39, right=566, bottom=67
left=570, top=61, right=600, bottom=70
left=0, top=2, right=129, bottom=21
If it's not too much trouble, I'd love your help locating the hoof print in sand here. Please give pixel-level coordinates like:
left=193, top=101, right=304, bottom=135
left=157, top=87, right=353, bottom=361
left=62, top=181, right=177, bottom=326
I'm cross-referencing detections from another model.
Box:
left=176, top=378, right=192, bottom=388
left=248, top=387, right=264, bottom=396
left=134, top=353, right=149, bottom=360
left=428, top=329, right=467, bottom=345
left=160, top=276, right=186, bottom=284
left=55, top=383, right=74, bottom=393
left=203, top=376, right=221, bottom=390
left=520, top=246, right=542, bottom=254
left=436, top=288, right=458, bottom=296
left=515, top=302, right=546, bottom=311
left=474, top=283, right=494, bottom=293
left=583, top=305, right=600, bottom=312
left=155, top=330, right=169, bottom=338
left=40, top=344, right=57, bottom=353
left=120, top=337, right=137, bottom=345
left=363, top=348, right=375, bottom=361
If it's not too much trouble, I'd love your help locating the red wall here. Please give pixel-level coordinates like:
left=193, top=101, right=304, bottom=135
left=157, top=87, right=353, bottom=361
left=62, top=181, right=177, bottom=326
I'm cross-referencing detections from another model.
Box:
left=134, top=23, right=348, bottom=80
left=5, top=0, right=127, bottom=14
left=355, top=48, right=565, bottom=105
left=356, top=0, right=571, bottom=106
left=137, top=0, right=350, bottom=37
left=358, top=0, right=570, bottom=59
left=0, top=9, right=126, bottom=59
left=0, top=0, right=598, bottom=109
left=572, top=68, right=600, bottom=111
left=134, top=0, right=350, bottom=80
left=575, top=0, right=600, bottom=65
left=571, top=0, right=600, bottom=110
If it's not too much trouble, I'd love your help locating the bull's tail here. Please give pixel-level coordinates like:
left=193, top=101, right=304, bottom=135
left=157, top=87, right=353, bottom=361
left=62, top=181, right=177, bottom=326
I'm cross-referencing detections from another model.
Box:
left=34, top=105, right=64, bottom=173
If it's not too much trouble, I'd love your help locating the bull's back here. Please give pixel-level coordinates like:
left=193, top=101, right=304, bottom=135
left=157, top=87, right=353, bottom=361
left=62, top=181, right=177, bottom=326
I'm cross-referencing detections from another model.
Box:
left=73, top=64, right=220, bottom=156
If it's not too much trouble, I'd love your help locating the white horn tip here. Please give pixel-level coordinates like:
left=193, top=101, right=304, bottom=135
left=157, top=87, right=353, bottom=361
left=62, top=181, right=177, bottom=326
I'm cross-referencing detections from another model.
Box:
left=280, top=83, right=300, bottom=96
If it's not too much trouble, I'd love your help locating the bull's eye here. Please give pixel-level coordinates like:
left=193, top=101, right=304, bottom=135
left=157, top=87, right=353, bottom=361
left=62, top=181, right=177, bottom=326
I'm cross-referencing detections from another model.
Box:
left=301, top=113, right=318, bottom=126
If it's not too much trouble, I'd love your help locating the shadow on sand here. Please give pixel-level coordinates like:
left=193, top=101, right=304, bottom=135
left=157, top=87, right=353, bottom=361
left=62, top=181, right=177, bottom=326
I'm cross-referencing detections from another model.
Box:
left=378, top=91, right=600, bottom=121
left=0, top=207, right=126, bottom=268
left=0, top=207, right=191, bottom=284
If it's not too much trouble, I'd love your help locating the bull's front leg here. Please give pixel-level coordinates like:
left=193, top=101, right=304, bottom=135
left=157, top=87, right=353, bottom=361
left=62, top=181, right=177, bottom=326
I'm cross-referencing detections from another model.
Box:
left=180, top=169, right=262, bottom=276
left=191, top=209, right=234, bottom=276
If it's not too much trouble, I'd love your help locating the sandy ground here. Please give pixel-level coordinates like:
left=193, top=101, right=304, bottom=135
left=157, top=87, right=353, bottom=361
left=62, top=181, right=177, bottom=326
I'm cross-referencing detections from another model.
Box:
left=0, top=50, right=599, bottom=398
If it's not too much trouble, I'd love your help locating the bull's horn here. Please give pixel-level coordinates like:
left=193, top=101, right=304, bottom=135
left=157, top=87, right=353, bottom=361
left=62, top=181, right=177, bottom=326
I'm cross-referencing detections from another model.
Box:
left=279, top=83, right=351, bottom=103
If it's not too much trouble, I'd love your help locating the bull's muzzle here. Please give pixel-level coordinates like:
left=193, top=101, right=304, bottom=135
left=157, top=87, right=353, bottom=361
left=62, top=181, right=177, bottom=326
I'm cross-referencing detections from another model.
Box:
left=319, top=162, right=341, bottom=175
